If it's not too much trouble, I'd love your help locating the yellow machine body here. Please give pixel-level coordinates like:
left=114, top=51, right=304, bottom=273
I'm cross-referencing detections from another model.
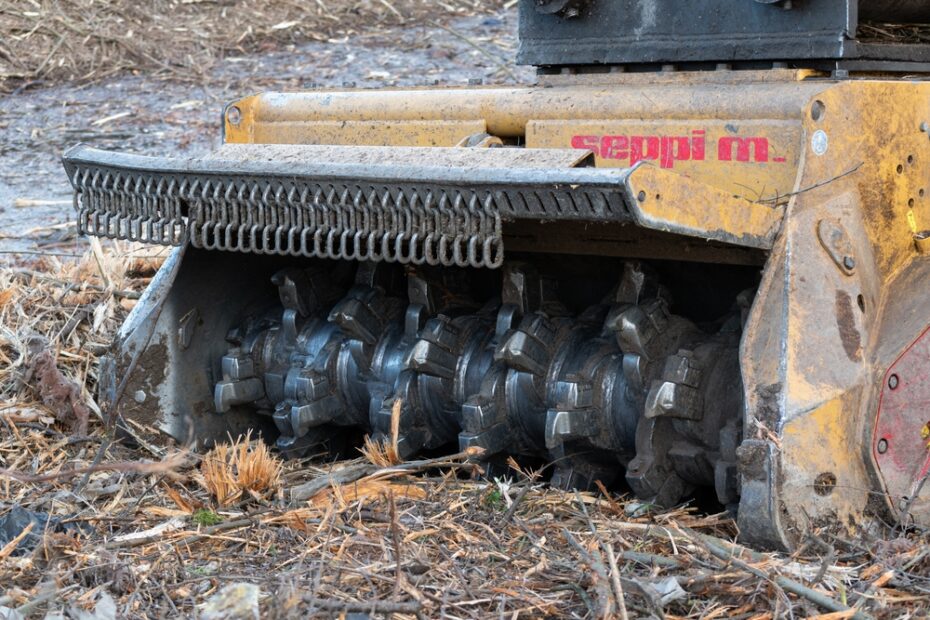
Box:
left=221, top=70, right=930, bottom=547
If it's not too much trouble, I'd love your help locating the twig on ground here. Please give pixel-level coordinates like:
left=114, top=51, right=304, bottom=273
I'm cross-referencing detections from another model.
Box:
left=0, top=451, right=185, bottom=483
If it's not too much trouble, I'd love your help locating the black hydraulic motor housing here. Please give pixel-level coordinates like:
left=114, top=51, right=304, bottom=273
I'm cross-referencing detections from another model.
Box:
left=520, top=0, right=930, bottom=72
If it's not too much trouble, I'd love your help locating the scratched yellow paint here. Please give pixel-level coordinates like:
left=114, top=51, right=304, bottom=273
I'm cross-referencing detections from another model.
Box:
left=781, top=396, right=868, bottom=523
left=627, top=165, right=783, bottom=245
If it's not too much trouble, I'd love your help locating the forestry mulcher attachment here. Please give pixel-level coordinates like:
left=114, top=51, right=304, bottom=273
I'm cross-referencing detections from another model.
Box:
left=63, top=0, right=930, bottom=549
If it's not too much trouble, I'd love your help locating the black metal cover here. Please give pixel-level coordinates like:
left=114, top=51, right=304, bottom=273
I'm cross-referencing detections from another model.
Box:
left=518, top=0, right=930, bottom=71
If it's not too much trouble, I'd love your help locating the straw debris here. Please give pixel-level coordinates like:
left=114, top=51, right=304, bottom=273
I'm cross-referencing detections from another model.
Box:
left=200, top=431, right=284, bottom=507
left=0, top=0, right=508, bottom=93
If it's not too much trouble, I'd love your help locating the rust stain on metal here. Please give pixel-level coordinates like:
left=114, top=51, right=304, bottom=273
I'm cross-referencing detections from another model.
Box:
left=835, top=289, right=862, bottom=362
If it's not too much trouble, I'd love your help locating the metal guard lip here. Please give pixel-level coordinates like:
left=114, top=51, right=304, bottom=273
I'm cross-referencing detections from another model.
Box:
left=61, top=143, right=636, bottom=205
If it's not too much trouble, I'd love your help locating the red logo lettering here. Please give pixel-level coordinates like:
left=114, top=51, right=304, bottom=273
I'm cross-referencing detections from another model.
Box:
left=569, top=130, right=781, bottom=167
left=718, top=137, right=770, bottom=163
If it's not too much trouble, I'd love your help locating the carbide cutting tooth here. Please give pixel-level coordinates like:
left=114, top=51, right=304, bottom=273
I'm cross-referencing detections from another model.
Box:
left=615, top=262, right=649, bottom=305
left=221, top=354, right=254, bottom=381
left=459, top=424, right=509, bottom=455
left=275, top=427, right=333, bottom=460
left=272, top=268, right=321, bottom=317
left=290, top=369, right=332, bottom=403
left=372, top=393, right=399, bottom=438
left=607, top=299, right=669, bottom=357
left=460, top=373, right=510, bottom=455
left=497, top=330, right=547, bottom=375
left=214, top=377, right=264, bottom=413
left=501, top=262, right=542, bottom=315
left=549, top=462, right=612, bottom=492
left=614, top=261, right=666, bottom=306
left=225, top=326, right=246, bottom=347
left=406, top=315, right=462, bottom=377
left=422, top=317, right=460, bottom=350
left=644, top=381, right=703, bottom=420
left=612, top=306, right=654, bottom=356
left=553, top=380, right=593, bottom=409
left=460, top=397, right=502, bottom=452
left=626, top=458, right=690, bottom=507
left=663, top=350, right=702, bottom=387
left=290, top=396, right=342, bottom=435
left=371, top=427, right=424, bottom=460
left=328, top=297, right=380, bottom=345
left=406, top=340, right=457, bottom=379
left=272, top=401, right=293, bottom=435
left=545, top=408, right=596, bottom=449
left=355, top=261, right=399, bottom=293
left=407, top=271, right=438, bottom=315
left=371, top=373, right=438, bottom=455
left=643, top=298, right=670, bottom=330
left=275, top=432, right=308, bottom=456
left=461, top=397, right=498, bottom=432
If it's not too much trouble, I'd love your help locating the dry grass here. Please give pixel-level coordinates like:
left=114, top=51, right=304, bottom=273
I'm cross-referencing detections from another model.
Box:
left=0, top=0, right=510, bottom=92
left=859, top=22, right=930, bottom=44
left=200, top=432, right=284, bottom=507
left=360, top=397, right=404, bottom=468
left=0, top=240, right=167, bottom=407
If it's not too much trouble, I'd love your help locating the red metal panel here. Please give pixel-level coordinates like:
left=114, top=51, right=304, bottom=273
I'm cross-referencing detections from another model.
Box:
left=874, top=324, right=930, bottom=513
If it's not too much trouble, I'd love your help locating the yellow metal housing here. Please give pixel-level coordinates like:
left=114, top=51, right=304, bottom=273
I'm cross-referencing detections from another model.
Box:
left=221, top=70, right=930, bottom=548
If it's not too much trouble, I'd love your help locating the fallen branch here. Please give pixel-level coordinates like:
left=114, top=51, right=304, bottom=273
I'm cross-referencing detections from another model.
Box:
left=0, top=451, right=186, bottom=483
left=0, top=521, right=34, bottom=560
left=683, top=528, right=873, bottom=620
left=606, top=543, right=629, bottom=620
left=105, top=509, right=274, bottom=550
left=562, top=528, right=620, bottom=619
left=755, top=163, right=863, bottom=205
left=289, top=450, right=480, bottom=502
left=303, top=598, right=423, bottom=615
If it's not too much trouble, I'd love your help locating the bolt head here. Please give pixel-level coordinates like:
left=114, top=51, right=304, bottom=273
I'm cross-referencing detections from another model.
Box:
left=877, top=438, right=888, bottom=454
left=226, top=105, right=242, bottom=126
left=889, top=374, right=899, bottom=390
left=811, top=130, right=829, bottom=156
left=843, top=256, right=855, bottom=270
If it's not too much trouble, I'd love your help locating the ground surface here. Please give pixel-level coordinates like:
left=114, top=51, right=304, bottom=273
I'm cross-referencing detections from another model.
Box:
left=1, top=2, right=930, bottom=619
left=0, top=4, right=529, bottom=257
